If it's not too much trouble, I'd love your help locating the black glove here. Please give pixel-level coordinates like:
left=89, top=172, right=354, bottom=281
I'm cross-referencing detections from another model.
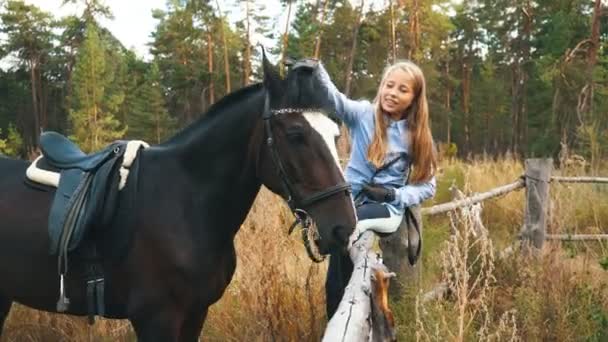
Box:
left=362, top=184, right=396, bottom=203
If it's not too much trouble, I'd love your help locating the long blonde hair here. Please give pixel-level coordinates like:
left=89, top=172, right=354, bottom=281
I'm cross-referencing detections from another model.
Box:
left=367, top=60, right=437, bottom=183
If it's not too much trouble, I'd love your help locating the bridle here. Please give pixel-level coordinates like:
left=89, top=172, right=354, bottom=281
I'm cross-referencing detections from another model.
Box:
left=262, top=91, right=351, bottom=262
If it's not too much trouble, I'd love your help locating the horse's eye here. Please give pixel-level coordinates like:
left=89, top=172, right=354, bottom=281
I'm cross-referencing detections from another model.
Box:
left=286, top=126, right=306, bottom=143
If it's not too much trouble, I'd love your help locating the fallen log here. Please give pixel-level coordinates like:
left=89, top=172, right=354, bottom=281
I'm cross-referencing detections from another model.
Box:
left=323, top=231, right=397, bottom=342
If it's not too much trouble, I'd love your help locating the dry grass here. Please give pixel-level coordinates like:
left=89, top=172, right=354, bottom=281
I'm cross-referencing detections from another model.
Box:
left=412, top=156, right=608, bottom=342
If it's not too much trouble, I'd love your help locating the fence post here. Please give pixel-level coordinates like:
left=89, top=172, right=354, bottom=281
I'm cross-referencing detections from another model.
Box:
left=520, top=158, right=552, bottom=249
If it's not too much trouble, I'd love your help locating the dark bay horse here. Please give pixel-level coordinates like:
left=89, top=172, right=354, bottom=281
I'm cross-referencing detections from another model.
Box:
left=0, top=57, right=356, bottom=341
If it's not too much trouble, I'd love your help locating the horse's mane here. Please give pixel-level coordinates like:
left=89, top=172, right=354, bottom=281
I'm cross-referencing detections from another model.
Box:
left=163, top=83, right=264, bottom=146
left=202, top=82, right=264, bottom=120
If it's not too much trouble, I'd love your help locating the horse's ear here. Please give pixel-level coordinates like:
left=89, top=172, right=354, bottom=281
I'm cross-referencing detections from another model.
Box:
left=261, top=46, right=282, bottom=95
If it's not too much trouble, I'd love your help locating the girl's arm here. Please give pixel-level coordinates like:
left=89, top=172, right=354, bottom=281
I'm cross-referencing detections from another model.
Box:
left=391, top=176, right=436, bottom=208
left=317, top=63, right=370, bottom=127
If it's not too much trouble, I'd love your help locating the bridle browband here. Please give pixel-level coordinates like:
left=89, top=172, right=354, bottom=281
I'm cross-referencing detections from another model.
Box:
left=261, top=91, right=351, bottom=261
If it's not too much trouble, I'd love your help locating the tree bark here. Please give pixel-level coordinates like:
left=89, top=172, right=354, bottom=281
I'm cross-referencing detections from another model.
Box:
left=577, top=0, right=601, bottom=123
left=444, top=61, right=451, bottom=146
left=389, top=0, right=396, bottom=63
left=407, top=0, right=420, bottom=60
left=511, top=2, right=532, bottom=155
left=280, top=0, right=294, bottom=76
left=314, top=0, right=330, bottom=59
left=520, top=158, right=552, bottom=250
left=244, top=0, right=251, bottom=86
left=28, top=58, right=40, bottom=151
left=207, top=32, right=215, bottom=105
left=421, top=178, right=525, bottom=216
left=323, top=231, right=396, bottom=342
left=215, top=0, right=231, bottom=93
left=461, top=55, right=471, bottom=155
left=344, top=0, right=365, bottom=97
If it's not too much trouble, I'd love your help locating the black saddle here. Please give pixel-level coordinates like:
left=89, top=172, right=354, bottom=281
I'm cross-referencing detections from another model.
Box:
left=39, top=131, right=129, bottom=256
left=41, top=131, right=119, bottom=171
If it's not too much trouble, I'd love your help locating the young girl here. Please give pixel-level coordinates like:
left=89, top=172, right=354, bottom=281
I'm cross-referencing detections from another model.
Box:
left=319, top=60, right=437, bottom=317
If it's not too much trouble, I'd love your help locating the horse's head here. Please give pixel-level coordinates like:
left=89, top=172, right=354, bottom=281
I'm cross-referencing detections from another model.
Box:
left=255, top=52, right=356, bottom=256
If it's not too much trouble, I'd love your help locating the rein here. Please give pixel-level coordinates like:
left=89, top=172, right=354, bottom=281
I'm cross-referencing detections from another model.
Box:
left=261, top=92, right=351, bottom=262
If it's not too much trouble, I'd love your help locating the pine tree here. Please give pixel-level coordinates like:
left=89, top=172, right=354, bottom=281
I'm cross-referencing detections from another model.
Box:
left=127, top=63, right=175, bottom=144
left=69, top=23, right=125, bottom=152
left=0, top=0, right=54, bottom=154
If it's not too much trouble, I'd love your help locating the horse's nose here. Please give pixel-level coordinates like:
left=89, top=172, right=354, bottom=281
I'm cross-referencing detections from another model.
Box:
left=332, top=224, right=354, bottom=253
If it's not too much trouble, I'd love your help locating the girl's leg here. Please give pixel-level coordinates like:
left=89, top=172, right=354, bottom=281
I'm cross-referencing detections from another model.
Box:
left=356, top=203, right=402, bottom=235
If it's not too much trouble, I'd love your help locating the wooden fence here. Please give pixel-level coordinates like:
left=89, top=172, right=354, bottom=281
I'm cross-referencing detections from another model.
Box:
left=423, top=158, right=608, bottom=247
left=323, top=158, right=608, bottom=340
left=419, top=158, right=608, bottom=304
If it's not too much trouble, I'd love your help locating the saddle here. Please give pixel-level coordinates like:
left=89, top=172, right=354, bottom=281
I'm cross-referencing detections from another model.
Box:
left=25, top=131, right=148, bottom=318
left=36, top=131, right=132, bottom=256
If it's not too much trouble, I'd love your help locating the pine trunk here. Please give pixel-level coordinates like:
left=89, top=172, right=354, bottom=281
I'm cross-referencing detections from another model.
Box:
left=280, top=1, right=294, bottom=76
left=407, top=0, right=420, bottom=60
left=462, top=56, right=471, bottom=155
left=215, top=0, right=231, bottom=93
left=344, top=0, right=365, bottom=97
left=314, top=0, right=330, bottom=59
left=577, top=0, right=601, bottom=123
left=390, top=0, right=396, bottom=63
left=244, top=0, right=251, bottom=86
left=29, top=59, right=40, bottom=151
left=207, top=32, right=215, bottom=105
left=444, top=61, right=451, bottom=146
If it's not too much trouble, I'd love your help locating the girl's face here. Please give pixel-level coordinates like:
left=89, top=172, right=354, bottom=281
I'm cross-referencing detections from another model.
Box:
left=379, top=68, right=416, bottom=120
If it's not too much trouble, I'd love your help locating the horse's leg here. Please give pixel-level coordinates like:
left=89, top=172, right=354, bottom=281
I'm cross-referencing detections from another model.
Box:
left=0, top=297, right=13, bottom=336
left=179, top=307, right=208, bottom=342
left=130, top=306, right=184, bottom=342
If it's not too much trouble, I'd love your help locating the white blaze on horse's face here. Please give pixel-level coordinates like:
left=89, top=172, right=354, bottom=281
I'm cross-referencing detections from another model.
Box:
left=303, top=111, right=358, bottom=250
left=302, top=112, right=342, bottom=173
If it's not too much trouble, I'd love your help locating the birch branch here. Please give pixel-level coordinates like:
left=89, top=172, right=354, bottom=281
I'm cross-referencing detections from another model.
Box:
left=422, top=179, right=525, bottom=216
left=546, top=234, right=608, bottom=241
left=323, top=231, right=396, bottom=342
left=551, top=176, right=608, bottom=183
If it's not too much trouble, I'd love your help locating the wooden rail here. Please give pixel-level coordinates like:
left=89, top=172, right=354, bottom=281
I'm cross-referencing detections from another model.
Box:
left=551, top=176, right=608, bottom=183
left=418, top=159, right=608, bottom=303
left=546, top=234, right=608, bottom=241
left=421, top=179, right=525, bottom=216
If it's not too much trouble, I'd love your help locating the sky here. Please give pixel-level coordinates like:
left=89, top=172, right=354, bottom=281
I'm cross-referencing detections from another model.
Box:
left=25, top=0, right=286, bottom=61
left=27, top=0, right=168, bottom=60
left=22, top=1, right=387, bottom=62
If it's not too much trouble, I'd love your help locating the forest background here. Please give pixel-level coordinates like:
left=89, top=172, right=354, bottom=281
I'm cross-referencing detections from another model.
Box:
left=0, top=0, right=606, bottom=164
left=1, top=0, right=608, bottom=341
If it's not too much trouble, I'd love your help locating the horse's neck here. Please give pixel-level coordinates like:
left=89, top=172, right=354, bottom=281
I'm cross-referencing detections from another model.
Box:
left=166, top=90, right=264, bottom=176
left=159, top=89, right=265, bottom=232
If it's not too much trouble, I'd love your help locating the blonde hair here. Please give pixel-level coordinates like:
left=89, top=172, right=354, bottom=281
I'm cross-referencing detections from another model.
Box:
left=367, top=60, right=437, bottom=183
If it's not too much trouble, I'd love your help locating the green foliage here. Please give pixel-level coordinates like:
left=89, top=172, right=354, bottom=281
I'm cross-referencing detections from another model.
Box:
left=125, top=62, right=176, bottom=143
left=69, top=23, right=126, bottom=152
left=0, top=124, right=23, bottom=157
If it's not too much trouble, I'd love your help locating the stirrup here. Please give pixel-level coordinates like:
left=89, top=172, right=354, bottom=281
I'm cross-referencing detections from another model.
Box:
left=56, top=273, right=70, bottom=312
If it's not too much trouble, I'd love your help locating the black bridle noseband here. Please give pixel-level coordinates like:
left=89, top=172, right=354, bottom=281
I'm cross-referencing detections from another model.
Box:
left=262, top=92, right=351, bottom=262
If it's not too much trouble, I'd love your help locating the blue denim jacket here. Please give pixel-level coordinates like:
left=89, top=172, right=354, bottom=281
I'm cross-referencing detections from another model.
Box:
left=318, top=64, right=436, bottom=214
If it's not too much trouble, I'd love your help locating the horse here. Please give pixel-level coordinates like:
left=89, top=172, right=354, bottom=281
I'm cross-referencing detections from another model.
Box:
left=0, top=55, right=357, bottom=341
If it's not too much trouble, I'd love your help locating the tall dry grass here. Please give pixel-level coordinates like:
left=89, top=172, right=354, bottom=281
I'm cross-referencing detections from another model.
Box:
left=411, top=155, right=608, bottom=342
